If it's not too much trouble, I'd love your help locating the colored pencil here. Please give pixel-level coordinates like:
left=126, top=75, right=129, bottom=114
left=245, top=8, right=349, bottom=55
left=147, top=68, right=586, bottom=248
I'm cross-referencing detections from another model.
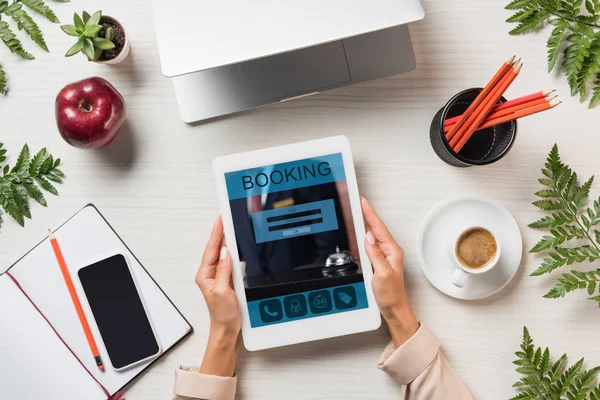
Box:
left=443, top=90, right=554, bottom=127
left=452, top=62, right=522, bottom=153
left=458, top=99, right=560, bottom=132
left=448, top=61, right=518, bottom=148
left=445, top=56, right=515, bottom=141
left=444, top=95, right=556, bottom=133
left=48, top=229, right=105, bottom=372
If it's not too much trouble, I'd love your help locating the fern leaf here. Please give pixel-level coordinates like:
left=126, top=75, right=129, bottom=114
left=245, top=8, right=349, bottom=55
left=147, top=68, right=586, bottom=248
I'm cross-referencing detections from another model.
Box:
left=507, top=7, right=538, bottom=23
left=34, top=176, right=57, bottom=195
left=24, top=182, right=46, bottom=206
left=39, top=153, right=53, bottom=174
left=0, top=21, right=34, bottom=59
left=12, top=144, right=30, bottom=174
left=0, top=63, right=6, bottom=95
left=509, top=9, right=550, bottom=35
left=563, top=33, right=589, bottom=96
left=11, top=184, right=30, bottom=220
left=19, top=0, right=60, bottom=23
left=532, top=199, right=565, bottom=211
left=574, top=175, right=594, bottom=210
left=5, top=3, right=49, bottom=51
left=530, top=255, right=566, bottom=276
left=548, top=25, right=567, bottom=71
left=590, top=75, right=600, bottom=108
left=0, top=142, right=6, bottom=165
left=28, top=148, right=47, bottom=175
left=577, top=42, right=600, bottom=100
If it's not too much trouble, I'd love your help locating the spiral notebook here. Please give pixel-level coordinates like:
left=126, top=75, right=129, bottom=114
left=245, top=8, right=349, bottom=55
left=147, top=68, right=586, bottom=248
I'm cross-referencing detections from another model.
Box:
left=0, top=204, right=193, bottom=399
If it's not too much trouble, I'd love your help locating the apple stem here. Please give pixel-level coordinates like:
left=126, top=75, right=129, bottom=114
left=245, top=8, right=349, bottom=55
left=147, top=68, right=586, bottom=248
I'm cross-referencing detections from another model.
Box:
left=79, top=100, right=93, bottom=113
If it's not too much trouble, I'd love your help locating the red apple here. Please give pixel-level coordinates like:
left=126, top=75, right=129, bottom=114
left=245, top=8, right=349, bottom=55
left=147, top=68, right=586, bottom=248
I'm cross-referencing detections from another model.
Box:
left=55, top=77, right=126, bottom=149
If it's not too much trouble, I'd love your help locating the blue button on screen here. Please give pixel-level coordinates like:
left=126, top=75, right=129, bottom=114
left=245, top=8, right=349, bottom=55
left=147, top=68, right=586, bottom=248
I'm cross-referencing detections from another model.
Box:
left=333, top=286, right=357, bottom=310
left=258, top=299, right=283, bottom=323
left=283, top=294, right=308, bottom=318
left=308, top=290, right=332, bottom=314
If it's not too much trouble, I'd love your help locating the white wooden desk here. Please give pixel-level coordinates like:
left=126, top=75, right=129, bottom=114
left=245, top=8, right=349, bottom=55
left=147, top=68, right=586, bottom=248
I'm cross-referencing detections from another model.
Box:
left=1, top=1, right=598, bottom=399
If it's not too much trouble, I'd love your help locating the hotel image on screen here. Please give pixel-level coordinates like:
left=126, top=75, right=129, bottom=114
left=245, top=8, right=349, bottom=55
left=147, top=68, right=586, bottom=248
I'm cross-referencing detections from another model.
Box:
left=225, top=153, right=368, bottom=328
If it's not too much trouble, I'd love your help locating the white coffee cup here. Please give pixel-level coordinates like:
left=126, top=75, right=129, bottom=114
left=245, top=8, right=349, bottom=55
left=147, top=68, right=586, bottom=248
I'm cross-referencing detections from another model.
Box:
left=451, top=226, right=501, bottom=288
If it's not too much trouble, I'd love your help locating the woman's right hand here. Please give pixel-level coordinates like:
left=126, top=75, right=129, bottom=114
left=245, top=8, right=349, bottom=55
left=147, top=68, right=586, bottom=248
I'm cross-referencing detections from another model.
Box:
left=361, top=197, right=419, bottom=348
left=195, top=216, right=240, bottom=377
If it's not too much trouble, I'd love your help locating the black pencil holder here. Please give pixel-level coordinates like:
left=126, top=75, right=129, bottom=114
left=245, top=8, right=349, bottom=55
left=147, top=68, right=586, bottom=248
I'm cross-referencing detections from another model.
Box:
left=430, top=88, right=518, bottom=168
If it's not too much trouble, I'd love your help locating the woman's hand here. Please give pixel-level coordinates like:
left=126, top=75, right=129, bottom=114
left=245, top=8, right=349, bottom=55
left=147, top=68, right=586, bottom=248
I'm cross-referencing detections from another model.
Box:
left=195, top=216, right=241, bottom=376
left=361, top=197, right=419, bottom=348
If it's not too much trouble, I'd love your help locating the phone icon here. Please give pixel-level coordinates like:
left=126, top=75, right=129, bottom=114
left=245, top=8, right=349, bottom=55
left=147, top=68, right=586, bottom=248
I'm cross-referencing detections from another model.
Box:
left=263, top=305, right=279, bottom=317
left=258, top=299, right=283, bottom=323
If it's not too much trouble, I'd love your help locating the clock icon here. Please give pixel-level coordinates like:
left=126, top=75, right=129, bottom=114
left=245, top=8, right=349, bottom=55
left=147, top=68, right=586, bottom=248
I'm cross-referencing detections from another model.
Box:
left=313, top=294, right=327, bottom=309
left=308, top=290, right=332, bottom=314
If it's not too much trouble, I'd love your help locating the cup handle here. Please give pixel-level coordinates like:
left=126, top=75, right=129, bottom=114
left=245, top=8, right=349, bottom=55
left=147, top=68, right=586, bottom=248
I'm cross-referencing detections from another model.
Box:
left=452, top=268, right=470, bottom=288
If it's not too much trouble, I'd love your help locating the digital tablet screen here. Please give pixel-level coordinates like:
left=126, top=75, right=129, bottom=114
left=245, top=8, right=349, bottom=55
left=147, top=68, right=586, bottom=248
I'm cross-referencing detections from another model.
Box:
left=225, top=153, right=368, bottom=327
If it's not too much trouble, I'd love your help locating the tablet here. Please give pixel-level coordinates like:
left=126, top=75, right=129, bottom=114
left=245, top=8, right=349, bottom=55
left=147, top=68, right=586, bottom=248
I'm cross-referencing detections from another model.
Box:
left=213, top=136, right=381, bottom=351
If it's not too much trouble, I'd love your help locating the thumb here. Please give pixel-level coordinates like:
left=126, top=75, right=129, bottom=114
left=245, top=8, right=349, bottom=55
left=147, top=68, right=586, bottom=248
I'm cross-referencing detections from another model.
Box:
left=215, top=246, right=233, bottom=289
left=364, top=231, right=391, bottom=274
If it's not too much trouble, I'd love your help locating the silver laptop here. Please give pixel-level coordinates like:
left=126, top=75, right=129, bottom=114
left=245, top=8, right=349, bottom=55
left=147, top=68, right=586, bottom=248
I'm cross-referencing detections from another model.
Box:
left=151, top=1, right=425, bottom=123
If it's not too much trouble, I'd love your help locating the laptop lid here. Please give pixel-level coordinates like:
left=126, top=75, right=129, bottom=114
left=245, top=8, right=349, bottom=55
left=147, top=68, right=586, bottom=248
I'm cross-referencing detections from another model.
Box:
left=151, top=0, right=425, bottom=77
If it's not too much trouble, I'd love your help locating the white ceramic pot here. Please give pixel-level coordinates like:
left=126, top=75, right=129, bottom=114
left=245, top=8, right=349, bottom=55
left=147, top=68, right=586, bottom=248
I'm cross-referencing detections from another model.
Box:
left=94, top=16, right=130, bottom=65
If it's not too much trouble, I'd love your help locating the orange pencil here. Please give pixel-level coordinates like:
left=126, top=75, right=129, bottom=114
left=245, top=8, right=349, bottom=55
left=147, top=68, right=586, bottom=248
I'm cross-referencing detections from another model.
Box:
left=449, top=61, right=519, bottom=148
left=468, top=99, right=560, bottom=130
left=48, top=229, right=104, bottom=372
left=445, top=56, right=515, bottom=141
left=444, top=96, right=555, bottom=133
left=452, top=62, right=522, bottom=152
left=443, top=90, right=554, bottom=127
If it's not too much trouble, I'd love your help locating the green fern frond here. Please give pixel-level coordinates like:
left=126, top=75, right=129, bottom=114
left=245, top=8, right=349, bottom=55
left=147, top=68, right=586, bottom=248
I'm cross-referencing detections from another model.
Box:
left=19, top=0, right=59, bottom=23
left=0, top=20, right=34, bottom=59
left=0, top=144, right=63, bottom=227
left=0, top=0, right=65, bottom=95
left=512, top=327, right=600, bottom=399
left=505, top=0, right=600, bottom=107
left=530, top=145, right=600, bottom=306
left=0, top=63, right=6, bottom=95
left=4, top=2, right=48, bottom=51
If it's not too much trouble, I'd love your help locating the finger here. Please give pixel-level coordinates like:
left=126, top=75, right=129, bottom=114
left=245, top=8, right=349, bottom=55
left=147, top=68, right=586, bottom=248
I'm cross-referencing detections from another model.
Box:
left=200, top=216, right=224, bottom=267
left=197, top=216, right=224, bottom=285
left=215, top=246, right=233, bottom=289
left=361, top=197, right=401, bottom=257
left=364, top=232, right=392, bottom=274
left=361, top=197, right=395, bottom=243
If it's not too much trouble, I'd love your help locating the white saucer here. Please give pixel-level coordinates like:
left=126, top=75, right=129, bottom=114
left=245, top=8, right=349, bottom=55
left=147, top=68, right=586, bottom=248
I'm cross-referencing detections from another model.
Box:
left=416, top=196, right=523, bottom=300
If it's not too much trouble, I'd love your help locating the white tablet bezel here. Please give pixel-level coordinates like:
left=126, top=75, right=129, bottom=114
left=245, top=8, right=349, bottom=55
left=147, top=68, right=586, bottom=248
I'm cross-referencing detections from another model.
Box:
left=213, top=136, right=381, bottom=351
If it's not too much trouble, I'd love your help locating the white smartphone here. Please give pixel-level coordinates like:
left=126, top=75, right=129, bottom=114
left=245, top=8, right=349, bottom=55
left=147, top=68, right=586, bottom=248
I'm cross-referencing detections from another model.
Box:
left=77, top=253, right=161, bottom=371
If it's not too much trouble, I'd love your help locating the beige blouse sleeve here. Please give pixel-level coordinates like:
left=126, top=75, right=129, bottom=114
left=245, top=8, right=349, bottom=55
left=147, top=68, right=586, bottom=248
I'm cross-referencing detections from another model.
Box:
left=377, top=324, right=477, bottom=399
left=172, top=324, right=474, bottom=400
left=172, top=366, right=237, bottom=400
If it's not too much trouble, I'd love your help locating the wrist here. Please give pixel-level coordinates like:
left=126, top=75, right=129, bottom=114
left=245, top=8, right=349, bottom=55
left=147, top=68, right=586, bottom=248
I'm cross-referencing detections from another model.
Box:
left=208, top=325, right=239, bottom=348
left=383, top=305, right=419, bottom=348
left=200, top=326, right=239, bottom=377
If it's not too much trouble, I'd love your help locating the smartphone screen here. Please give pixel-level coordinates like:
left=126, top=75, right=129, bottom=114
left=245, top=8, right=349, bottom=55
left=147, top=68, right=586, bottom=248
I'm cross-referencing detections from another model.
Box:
left=78, top=254, right=160, bottom=370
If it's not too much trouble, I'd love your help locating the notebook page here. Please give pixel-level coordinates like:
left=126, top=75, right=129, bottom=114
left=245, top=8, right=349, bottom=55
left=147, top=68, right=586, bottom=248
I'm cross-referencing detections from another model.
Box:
left=0, top=274, right=105, bottom=399
left=7, top=205, right=191, bottom=396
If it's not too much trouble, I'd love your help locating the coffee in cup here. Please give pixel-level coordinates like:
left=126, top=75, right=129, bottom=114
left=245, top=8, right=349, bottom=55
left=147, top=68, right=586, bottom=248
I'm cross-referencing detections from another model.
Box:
left=455, top=228, right=497, bottom=269
left=451, top=226, right=501, bottom=288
